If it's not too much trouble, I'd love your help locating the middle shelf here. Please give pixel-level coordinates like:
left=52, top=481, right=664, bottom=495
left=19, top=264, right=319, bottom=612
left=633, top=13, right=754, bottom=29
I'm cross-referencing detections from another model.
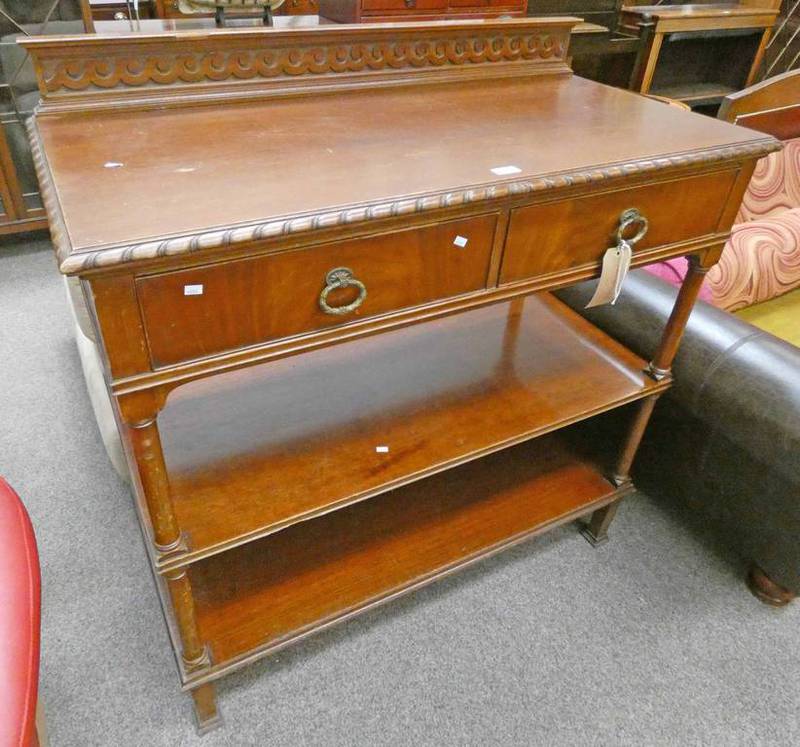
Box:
left=158, top=293, right=669, bottom=568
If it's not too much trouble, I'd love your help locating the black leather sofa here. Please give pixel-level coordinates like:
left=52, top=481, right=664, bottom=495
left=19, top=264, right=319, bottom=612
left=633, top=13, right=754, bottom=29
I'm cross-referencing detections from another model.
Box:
left=556, top=271, right=800, bottom=605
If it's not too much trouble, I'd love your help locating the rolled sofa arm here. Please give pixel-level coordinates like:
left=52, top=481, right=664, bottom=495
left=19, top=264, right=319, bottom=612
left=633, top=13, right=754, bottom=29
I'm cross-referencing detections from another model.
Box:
left=557, top=271, right=800, bottom=596
left=556, top=270, right=800, bottom=487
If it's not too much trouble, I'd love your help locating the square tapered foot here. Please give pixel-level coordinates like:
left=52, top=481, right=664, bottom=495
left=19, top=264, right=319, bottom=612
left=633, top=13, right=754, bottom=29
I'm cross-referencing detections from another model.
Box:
left=580, top=501, right=620, bottom=547
left=192, top=683, right=222, bottom=735
left=580, top=525, right=610, bottom=547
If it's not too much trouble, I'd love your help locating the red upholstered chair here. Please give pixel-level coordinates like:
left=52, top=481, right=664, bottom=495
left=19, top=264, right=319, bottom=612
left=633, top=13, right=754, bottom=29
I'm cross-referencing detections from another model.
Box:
left=0, top=477, right=42, bottom=747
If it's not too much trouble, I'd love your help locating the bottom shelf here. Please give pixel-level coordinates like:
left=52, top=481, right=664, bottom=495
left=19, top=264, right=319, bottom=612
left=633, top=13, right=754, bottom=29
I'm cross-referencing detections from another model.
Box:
left=188, top=432, right=627, bottom=680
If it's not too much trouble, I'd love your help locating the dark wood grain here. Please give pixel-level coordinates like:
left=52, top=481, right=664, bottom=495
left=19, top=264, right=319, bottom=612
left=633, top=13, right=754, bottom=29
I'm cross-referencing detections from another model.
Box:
left=32, top=73, right=773, bottom=259
left=190, top=433, right=621, bottom=670
left=137, top=214, right=496, bottom=366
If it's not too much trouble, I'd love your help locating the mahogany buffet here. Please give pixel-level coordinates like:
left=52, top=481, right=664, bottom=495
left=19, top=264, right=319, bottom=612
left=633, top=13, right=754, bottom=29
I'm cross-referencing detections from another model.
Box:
left=23, top=19, right=777, bottom=732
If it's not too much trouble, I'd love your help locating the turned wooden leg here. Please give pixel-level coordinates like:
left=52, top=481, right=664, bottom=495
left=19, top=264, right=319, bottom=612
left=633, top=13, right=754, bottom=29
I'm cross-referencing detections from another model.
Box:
left=747, top=564, right=797, bottom=607
left=581, top=500, right=620, bottom=547
left=191, top=683, right=222, bottom=734
left=611, top=394, right=660, bottom=487
left=164, top=568, right=212, bottom=672
left=581, top=393, right=661, bottom=547
left=127, top=416, right=184, bottom=554
left=648, top=254, right=710, bottom=380
left=123, top=404, right=217, bottom=723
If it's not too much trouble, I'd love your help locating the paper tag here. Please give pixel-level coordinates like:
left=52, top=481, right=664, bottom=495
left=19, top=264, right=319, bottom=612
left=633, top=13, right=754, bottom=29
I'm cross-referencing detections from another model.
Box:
left=491, top=165, right=522, bottom=176
left=453, top=235, right=468, bottom=248
left=184, top=284, right=204, bottom=296
left=104, top=161, right=123, bottom=169
left=585, top=240, right=632, bottom=308
left=375, top=445, right=389, bottom=453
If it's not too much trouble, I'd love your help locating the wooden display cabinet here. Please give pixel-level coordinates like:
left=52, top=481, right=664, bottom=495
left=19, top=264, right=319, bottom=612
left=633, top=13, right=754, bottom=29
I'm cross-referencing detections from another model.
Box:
left=622, top=2, right=780, bottom=109
left=23, top=19, right=777, bottom=732
left=0, top=0, right=91, bottom=235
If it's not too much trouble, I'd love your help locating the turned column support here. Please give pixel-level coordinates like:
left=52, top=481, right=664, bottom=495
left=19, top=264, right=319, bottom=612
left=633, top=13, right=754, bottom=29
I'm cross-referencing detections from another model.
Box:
left=127, top=416, right=185, bottom=553
left=582, top=392, right=662, bottom=547
left=611, top=393, right=661, bottom=487
left=165, top=568, right=220, bottom=732
left=120, top=390, right=219, bottom=730
left=647, top=254, right=711, bottom=381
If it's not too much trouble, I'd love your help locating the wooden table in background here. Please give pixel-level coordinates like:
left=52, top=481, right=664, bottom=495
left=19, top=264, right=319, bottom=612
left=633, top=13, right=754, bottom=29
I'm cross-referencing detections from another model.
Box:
left=23, top=18, right=777, bottom=732
left=622, top=2, right=780, bottom=109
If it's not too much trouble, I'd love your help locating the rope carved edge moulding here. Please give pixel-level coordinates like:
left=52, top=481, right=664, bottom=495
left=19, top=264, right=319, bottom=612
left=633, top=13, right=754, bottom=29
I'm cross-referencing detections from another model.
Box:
left=25, top=112, right=780, bottom=275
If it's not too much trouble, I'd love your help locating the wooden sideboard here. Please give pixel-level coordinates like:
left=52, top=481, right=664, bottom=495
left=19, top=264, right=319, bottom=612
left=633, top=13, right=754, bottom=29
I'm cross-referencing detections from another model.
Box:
left=318, top=0, right=527, bottom=22
left=22, top=19, right=777, bottom=732
left=623, top=3, right=780, bottom=109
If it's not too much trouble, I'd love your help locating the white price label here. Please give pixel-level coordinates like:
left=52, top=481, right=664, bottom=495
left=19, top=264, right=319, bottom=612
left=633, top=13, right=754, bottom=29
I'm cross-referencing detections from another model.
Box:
left=453, top=235, right=468, bottom=248
left=375, top=445, right=390, bottom=453
left=490, top=165, right=522, bottom=176
left=184, top=284, right=204, bottom=296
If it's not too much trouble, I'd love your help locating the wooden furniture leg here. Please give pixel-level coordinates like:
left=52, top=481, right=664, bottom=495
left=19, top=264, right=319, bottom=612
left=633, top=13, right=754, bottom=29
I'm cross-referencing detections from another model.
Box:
left=583, top=254, right=710, bottom=546
left=78, top=0, right=96, bottom=32
left=630, top=24, right=664, bottom=94
left=581, top=393, right=660, bottom=546
left=648, top=254, right=711, bottom=380
left=581, top=501, right=620, bottom=547
left=126, top=413, right=220, bottom=732
left=747, top=564, right=797, bottom=607
left=190, top=683, right=221, bottom=734
left=746, top=28, right=772, bottom=87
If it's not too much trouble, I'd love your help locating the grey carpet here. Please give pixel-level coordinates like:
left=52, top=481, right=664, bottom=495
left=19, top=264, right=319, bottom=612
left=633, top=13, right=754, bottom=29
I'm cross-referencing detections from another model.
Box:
left=1, top=236, right=799, bottom=747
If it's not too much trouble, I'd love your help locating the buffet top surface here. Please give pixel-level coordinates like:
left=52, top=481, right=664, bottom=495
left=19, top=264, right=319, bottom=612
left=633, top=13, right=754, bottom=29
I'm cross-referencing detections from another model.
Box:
left=36, top=72, right=772, bottom=253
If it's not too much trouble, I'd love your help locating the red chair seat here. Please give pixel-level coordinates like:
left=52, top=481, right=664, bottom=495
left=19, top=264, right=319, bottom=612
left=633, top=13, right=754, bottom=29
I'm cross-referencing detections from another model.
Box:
left=0, top=477, right=41, bottom=747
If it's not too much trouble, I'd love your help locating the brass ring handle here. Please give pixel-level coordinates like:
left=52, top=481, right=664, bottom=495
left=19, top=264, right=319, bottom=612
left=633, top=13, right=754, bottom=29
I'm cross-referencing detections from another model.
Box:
left=319, top=267, right=367, bottom=316
left=616, top=208, right=648, bottom=246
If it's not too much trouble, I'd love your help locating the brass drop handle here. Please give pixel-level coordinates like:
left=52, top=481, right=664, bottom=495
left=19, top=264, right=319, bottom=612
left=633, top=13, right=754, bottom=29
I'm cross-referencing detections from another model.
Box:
left=616, top=208, right=648, bottom=247
left=319, top=267, right=367, bottom=316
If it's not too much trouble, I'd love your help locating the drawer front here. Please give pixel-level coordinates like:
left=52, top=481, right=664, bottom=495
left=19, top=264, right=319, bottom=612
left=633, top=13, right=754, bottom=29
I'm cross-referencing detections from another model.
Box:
left=500, top=170, right=738, bottom=284
left=138, top=214, right=497, bottom=367
left=448, top=0, right=522, bottom=6
left=362, top=0, right=446, bottom=10
left=533, top=0, right=615, bottom=12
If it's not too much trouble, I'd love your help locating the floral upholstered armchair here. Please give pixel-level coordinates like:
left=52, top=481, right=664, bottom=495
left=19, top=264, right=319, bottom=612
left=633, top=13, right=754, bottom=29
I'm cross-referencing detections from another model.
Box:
left=646, top=70, right=800, bottom=313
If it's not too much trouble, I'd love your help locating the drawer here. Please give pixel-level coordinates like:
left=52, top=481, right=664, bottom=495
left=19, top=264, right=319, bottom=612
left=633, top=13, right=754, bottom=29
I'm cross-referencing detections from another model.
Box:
left=499, top=170, right=738, bottom=285
left=137, top=215, right=497, bottom=367
left=448, top=0, right=522, bottom=6
left=533, top=0, right=616, bottom=12
left=362, top=0, right=446, bottom=10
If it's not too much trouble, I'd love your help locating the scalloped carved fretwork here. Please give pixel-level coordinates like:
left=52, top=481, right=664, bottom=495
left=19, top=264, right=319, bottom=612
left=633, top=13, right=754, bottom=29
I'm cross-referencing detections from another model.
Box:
left=21, top=20, right=575, bottom=110
left=40, top=33, right=568, bottom=92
